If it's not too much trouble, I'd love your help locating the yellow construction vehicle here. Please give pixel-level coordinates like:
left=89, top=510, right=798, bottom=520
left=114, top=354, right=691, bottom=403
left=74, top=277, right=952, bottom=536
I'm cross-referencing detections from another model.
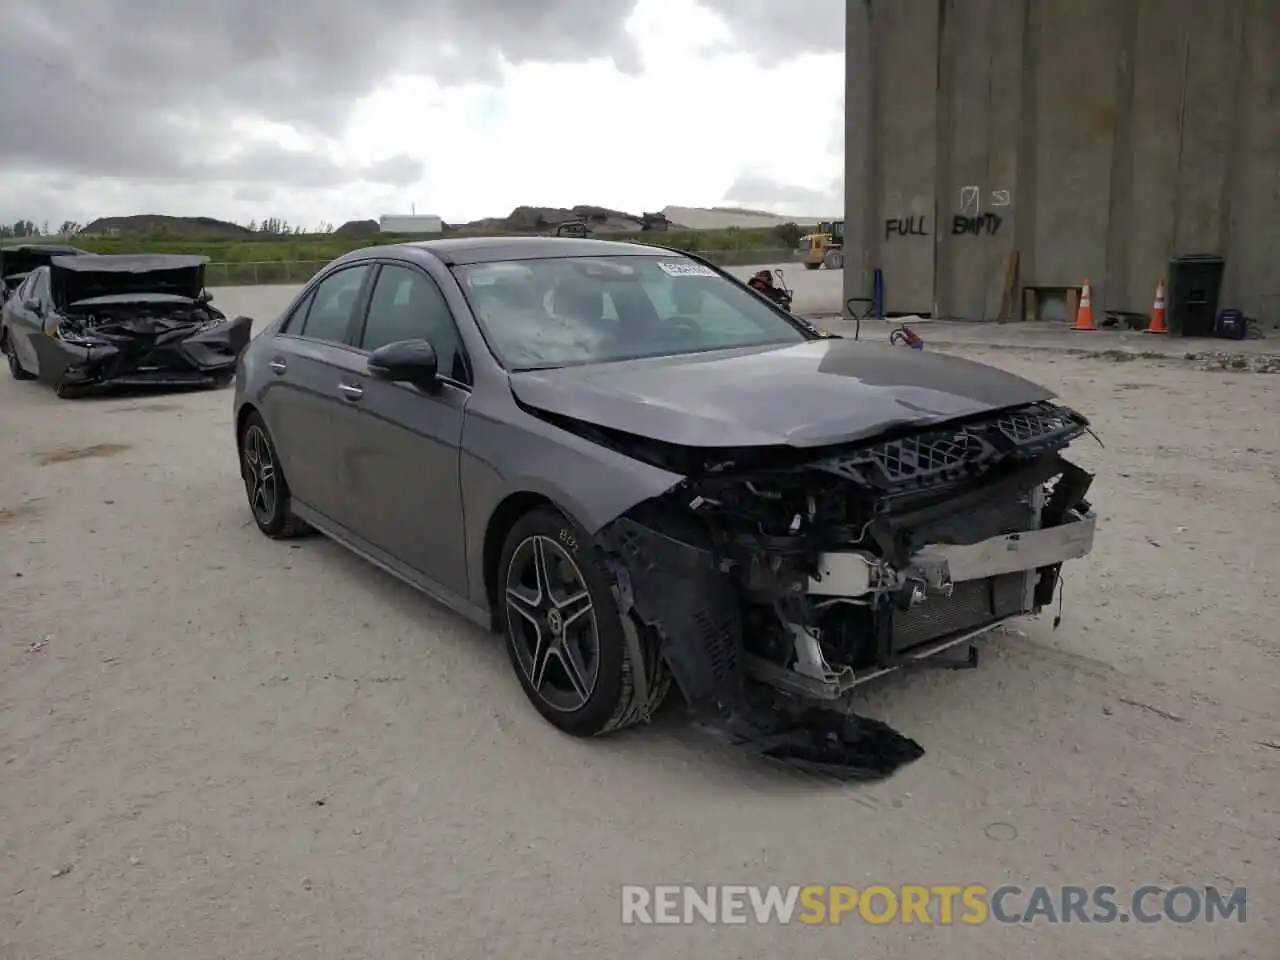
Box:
left=797, top=219, right=844, bottom=270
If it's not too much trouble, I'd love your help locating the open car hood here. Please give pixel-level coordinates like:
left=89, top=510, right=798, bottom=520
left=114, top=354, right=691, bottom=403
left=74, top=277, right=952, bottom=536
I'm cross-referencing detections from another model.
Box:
left=508, top=338, right=1057, bottom=449
left=50, top=254, right=209, bottom=307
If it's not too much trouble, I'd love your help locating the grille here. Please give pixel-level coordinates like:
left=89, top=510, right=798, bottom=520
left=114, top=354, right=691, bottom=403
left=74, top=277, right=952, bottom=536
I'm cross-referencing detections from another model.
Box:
left=813, top=402, right=1086, bottom=491
left=817, top=427, right=997, bottom=490
left=891, top=572, right=1027, bottom=653
left=693, top=606, right=741, bottom=685
left=992, top=405, right=1079, bottom=447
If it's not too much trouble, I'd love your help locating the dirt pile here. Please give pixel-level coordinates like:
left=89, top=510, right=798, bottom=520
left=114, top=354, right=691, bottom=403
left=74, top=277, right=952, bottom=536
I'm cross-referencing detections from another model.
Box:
left=80, top=215, right=253, bottom=238
left=333, top=219, right=380, bottom=237
left=452, top=205, right=679, bottom=234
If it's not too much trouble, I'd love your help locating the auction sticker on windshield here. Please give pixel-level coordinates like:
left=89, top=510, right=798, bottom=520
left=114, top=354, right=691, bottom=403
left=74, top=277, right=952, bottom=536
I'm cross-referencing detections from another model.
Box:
left=657, top=261, right=718, bottom=278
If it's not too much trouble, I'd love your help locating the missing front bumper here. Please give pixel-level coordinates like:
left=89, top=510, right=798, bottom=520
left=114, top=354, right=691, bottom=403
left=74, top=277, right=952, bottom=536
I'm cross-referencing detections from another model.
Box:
left=808, top=509, right=1097, bottom=597
left=772, top=509, right=1098, bottom=699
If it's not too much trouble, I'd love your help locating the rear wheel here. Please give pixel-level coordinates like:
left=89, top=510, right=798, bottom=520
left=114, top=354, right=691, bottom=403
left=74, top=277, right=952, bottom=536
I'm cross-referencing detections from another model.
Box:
left=3, top=332, right=35, bottom=381
left=498, top=507, right=669, bottom=737
left=239, top=411, right=310, bottom=539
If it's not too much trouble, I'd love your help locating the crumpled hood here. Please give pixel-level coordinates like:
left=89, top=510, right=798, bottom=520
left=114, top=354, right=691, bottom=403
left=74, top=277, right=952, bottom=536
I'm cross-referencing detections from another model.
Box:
left=508, top=338, right=1056, bottom=448
left=51, top=254, right=208, bottom=307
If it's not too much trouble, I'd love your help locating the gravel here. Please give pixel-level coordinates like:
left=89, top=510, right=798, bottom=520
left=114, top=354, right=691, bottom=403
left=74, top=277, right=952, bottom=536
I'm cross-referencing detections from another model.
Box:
left=1, top=335, right=1275, bottom=959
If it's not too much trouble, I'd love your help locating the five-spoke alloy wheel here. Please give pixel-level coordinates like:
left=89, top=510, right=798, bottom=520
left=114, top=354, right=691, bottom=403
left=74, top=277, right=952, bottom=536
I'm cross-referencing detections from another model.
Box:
left=239, top=410, right=310, bottom=539
left=498, top=507, right=669, bottom=737
left=505, top=534, right=602, bottom=713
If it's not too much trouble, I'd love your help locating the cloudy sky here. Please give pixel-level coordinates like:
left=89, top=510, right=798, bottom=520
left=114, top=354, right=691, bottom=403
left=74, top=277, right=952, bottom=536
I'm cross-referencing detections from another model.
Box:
left=0, top=0, right=844, bottom=230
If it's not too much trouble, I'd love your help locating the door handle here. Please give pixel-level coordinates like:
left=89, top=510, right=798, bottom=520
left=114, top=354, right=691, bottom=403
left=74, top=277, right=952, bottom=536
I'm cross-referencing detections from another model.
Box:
left=268, top=358, right=287, bottom=375
left=338, top=381, right=364, bottom=401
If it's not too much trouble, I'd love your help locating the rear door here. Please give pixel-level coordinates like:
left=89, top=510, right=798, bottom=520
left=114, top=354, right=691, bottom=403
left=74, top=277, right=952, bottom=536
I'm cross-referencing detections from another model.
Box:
left=258, top=263, right=374, bottom=524
left=326, top=261, right=472, bottom=596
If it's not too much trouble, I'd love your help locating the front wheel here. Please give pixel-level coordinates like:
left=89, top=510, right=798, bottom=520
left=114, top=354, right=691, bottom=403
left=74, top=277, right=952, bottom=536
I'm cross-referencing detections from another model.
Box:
left=3, top=333, right=35, bottom=381
left=498, top=507, right=669, bottom=737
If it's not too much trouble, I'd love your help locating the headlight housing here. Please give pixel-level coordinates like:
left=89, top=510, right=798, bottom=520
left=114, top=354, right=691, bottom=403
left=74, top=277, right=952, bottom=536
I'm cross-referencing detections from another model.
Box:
left=53, top=326, right=108, bottom=348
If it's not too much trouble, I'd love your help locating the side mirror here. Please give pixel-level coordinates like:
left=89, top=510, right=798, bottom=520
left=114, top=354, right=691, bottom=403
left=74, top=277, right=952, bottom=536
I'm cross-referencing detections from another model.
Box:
left=367, top=338, right=439, bottom=386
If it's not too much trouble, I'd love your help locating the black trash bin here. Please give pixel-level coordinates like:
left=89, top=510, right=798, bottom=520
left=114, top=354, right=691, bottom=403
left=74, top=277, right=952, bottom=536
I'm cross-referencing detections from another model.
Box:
left=1167, top=254, right=1225, bottom=337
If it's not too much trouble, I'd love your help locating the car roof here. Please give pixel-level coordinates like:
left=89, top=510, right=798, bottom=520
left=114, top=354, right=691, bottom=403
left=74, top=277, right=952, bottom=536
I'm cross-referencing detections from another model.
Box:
left=1, top=243, right=88, bottom=256
left=351, top=235, right=680, bottom=267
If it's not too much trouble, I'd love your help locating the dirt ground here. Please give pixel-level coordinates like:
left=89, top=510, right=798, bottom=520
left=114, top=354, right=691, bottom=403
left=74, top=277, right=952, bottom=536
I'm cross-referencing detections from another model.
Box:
left=1, top=341, right=1276, bottom=960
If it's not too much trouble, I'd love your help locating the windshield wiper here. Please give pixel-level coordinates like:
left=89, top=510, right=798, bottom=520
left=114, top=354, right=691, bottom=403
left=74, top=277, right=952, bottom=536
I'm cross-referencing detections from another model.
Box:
left=509, top=360, right=572, bottom=372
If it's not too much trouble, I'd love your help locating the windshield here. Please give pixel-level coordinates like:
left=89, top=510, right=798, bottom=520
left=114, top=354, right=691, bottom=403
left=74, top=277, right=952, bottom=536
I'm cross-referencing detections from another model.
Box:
left=452, top=255, right=808, bottom=370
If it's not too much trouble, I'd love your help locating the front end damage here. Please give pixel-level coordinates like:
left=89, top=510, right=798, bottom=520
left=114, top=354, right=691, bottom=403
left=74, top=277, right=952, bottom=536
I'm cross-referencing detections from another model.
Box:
left=33, top=301, right=253, bottom=391
left=595, top=401, right=1097, bottom=778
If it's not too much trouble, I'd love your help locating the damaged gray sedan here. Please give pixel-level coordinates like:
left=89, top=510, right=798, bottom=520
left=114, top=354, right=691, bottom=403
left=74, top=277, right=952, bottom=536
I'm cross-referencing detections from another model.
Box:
left=233, top=237, right=1097, bottom=776
left=1, top=253, right=253, bottom=396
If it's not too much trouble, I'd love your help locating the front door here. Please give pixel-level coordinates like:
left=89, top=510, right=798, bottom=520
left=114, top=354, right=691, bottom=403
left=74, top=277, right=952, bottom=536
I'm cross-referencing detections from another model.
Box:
left=8, top=268, right=51, bottom=375
left=328, top=262, right=471, bottom=596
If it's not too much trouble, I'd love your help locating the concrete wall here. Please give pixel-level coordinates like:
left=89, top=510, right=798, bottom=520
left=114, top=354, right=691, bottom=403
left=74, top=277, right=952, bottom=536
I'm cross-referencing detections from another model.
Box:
left=844, top=0, right=1280, bottom=328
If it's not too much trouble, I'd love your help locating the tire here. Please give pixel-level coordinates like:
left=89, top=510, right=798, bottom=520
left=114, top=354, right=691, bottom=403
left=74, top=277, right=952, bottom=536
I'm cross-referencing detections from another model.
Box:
left=3, top=332, right=35, bottom=381
left=238, top=410, right=311, bottom=539
left=803, top=261, right=821, bottom=271
left=823, top=249, right=844, bottom=271
left=210, top=372, right=235, bottom=389
left=498, top=506, right=670, bottom=737
left=55, top=383, right=85, bottom=399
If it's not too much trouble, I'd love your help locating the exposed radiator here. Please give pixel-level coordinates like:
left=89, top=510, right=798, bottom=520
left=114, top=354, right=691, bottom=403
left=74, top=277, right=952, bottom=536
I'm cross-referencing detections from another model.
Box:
left=892, top=572, right=1028, bottom=652
left=890, top=490, right=1041, bottom=653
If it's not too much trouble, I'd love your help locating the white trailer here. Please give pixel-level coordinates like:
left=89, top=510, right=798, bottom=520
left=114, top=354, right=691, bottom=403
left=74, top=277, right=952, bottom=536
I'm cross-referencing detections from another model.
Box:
left=378, top=214, right=443, bottom=234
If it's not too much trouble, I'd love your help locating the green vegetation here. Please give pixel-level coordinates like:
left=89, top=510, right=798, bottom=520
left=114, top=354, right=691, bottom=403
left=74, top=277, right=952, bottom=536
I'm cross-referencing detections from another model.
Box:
left=68, top=224, right=800, bottom=263
left=46, top=224, right=804, bottom=285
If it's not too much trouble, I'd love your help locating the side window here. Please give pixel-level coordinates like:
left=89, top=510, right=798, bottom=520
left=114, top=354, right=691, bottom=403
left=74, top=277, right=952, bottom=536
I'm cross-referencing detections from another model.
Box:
left=298, top=265, right=371, bottom=344
left=279, top=289, right=315, bottom=335
left=359, top=264, right=467, bottom=383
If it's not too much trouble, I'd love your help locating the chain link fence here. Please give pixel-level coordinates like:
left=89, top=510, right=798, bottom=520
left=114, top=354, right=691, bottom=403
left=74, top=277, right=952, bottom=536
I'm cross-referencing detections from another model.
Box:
left=205, top=260, right=329, bottom=286
left=204, top=249, right=801, bottom=287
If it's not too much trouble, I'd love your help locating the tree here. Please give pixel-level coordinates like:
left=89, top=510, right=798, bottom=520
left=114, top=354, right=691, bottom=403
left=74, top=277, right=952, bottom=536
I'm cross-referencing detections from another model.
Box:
left=773, top=222, right=803, bottom=250
left=1, top=219, right=39, bottom=238
left=256, top=216, right=293, bottom=235
left=58, top=220, right=83, bottom=237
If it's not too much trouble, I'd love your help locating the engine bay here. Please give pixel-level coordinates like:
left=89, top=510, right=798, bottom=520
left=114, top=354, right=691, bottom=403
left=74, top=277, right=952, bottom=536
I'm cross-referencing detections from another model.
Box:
left=59, top=299, right=226, bottom=341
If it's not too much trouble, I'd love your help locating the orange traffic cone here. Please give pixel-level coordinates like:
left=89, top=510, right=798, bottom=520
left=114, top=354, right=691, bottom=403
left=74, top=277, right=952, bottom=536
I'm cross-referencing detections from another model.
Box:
left=1146, top=279, right=1168, bottom=334
left=1071, top=280, right=1096, bottom=331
